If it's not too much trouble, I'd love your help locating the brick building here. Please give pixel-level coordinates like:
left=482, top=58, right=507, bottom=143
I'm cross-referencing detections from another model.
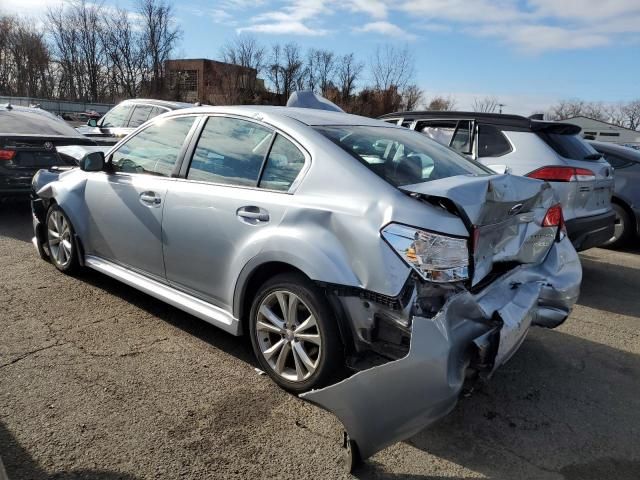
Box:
left=165, top=58, right=265, bottom=105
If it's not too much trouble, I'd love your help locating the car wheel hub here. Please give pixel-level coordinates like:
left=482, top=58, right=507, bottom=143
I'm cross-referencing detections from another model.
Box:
left=47, top=210, right=72, bottom=268
left=256, top=290, right=322, bottom=383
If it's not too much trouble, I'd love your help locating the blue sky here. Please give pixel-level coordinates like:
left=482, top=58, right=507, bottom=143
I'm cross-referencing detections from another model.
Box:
left=5, top=0, right=640, bottom=114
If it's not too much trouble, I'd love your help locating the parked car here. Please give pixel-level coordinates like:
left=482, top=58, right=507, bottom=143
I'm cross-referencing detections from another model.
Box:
left=380, top=111, right=615, bottom=251
left=75, top=98, right=193, bottom=144
left=589, top=141, right=640, bottom=248
left=31, top=105, right=581, bottom=465
left=0, top=104, right=96, bottom=199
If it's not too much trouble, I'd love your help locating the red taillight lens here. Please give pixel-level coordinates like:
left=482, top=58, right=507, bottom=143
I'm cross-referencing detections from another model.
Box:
left=543, top=204, right=564, bottom=227
left=527, top=166, right=595, bottom=182
left=0, top=149, right=16, bottom=161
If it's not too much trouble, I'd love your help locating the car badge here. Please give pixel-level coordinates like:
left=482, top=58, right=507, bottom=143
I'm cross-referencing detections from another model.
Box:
left=44, top=142, right=54, bottom=151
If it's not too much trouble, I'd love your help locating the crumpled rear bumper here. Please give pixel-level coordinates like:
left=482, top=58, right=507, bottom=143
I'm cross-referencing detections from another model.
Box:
left=301, top=236, right=581, bottom=460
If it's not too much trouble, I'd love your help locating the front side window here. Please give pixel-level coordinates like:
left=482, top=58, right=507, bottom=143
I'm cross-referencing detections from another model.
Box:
left=315, top=125, right=490, bottom=187
left=187, top=116, right=273, bottom=186
left=127, top=105, right=153, bottom=128
left=110, top=116, right=195, bottom=176
left=477, top=124, right=512, bottom=157
left=259, top=134, right=306, bottom=191
left=450, top=120, right=473, bottom=154
left=101, top=103, right=134, bottom=128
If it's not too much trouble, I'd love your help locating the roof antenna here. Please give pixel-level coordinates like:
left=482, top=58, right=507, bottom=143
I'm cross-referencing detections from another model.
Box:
left=4, top=103, right=12, bottom=111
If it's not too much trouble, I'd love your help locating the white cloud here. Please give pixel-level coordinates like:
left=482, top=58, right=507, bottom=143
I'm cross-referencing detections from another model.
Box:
left=347, top=0, right=388, bottom=19
left=237, top=21, right=328, bottom=36
left=355, top=21, right=416, bottom=40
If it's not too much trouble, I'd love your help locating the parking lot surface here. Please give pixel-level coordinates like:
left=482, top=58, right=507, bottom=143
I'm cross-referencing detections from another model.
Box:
left=1, top=199, right=639, bottom=480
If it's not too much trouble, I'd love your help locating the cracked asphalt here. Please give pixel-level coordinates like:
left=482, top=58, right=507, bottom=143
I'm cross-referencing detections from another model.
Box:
left=1, top=198, right=639, bottom=480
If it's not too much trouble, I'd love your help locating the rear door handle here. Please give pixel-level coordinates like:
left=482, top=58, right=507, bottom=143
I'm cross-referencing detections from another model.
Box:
left=139, top=191, right=161, bottom=205
left=237, top=207, right=269, bottom=223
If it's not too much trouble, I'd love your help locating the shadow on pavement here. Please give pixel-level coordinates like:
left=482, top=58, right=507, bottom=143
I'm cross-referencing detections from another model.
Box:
left=0, top=422, right=139, bottom=480
left=0, top=198, right=32, bottom=244
left=78, top=267, right=257, bottom=367
left=356, top=328, right=640, bottom=479
left=577, top=255, right=640, bottom=318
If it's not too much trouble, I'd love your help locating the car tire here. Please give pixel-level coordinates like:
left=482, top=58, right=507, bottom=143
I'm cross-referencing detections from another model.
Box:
left=603, top=203, right=632, bottom=249
left=35, top=228, right=51, bottom=262
left=249, top=273, right=344, bottom=393
left=46, top=204, right=79, bottom=274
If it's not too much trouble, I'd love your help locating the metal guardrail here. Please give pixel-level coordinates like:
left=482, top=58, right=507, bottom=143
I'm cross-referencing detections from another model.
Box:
left=0, top=96, right=113, bottom=116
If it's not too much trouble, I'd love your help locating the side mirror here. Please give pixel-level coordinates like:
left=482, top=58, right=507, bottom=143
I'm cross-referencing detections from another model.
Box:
left=87, top=118, right=98, bottom=127
left=79, top=151, right=105, bottom=172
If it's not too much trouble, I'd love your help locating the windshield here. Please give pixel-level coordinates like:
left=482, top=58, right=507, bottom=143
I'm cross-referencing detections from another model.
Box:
left=315, top=125, right=491, bottom=187
left=540, top=132, right=601, bottom=160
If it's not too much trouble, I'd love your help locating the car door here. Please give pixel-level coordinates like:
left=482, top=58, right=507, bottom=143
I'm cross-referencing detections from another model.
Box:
left=83, top=115, right=198, bottom=280
left=162, top=115, right=308, bottom=310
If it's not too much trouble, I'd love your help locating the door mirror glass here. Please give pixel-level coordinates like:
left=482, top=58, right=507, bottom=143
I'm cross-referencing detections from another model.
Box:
left=79, top=151, right=105, bottom=171
left=87, top=118, right=98, bottom=127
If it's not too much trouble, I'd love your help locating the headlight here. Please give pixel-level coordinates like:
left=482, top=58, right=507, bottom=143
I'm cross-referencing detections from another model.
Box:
left=381, top=223, right=469, bottom=283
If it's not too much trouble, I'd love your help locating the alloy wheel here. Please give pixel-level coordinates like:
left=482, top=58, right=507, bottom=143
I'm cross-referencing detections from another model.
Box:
left=255, top=290, right=322, bottom=383
left=47, top=210, right=73, bottom=268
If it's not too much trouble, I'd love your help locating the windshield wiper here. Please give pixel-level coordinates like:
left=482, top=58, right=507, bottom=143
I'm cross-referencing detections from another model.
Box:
left=584, top=153, right=603, bottom=160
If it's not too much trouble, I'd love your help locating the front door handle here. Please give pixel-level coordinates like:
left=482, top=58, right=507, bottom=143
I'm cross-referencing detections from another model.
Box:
left=139, top=191, right=161, bottom=205
left=237, top=206, right=269, bottom=224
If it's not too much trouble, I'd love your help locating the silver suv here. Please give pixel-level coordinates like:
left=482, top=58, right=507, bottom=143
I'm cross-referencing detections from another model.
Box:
left=32, top=106, right=581, bottom=462
left=380, top=111, right=615, bottom=251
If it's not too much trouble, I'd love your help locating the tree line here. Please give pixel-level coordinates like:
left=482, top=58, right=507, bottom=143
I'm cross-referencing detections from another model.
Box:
left=0, top=0, right=180, bottom=103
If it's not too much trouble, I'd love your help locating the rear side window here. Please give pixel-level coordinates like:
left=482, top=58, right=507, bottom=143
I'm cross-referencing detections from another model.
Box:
left=110, top=116, right=195, bottom=176
left=127, top=105, right=153, bottom=128
left=259, top=135, right=306, bottom=191
left=187, top=117, right=273, bottom=186
left=539, top=133, right=600, bottom=160
left=477, top=124, right=512, bottom=157
left=101, top=103, right=133, bottom=128
left=450, top=120, right=472, bottom=154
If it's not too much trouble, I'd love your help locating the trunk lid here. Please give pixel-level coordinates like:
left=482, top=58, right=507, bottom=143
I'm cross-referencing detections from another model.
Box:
left=400, top=174, right=558, bottom=286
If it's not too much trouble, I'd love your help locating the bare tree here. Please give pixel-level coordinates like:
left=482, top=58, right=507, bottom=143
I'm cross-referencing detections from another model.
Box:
left=548, top=99, right=586, bottom=120
left=370, top=44, right=414, bottom=92
left=427, top=95, right=456, bottom=111
left=139, top=0, right=181, bottom=96
left=267, top=42, right=303, bottom=104
left=622, top=100, right=640, bottom=130
left=102, top=6, right=147, bottom=98
left=402, top=84, right=423, bottom=111
left=336, top=53, right=363, bottom=102
left=473, top=96, right=499, bottom=113
left=0, top=15, right=53, bottom=97
left=220, top=35, right=265, bottom=96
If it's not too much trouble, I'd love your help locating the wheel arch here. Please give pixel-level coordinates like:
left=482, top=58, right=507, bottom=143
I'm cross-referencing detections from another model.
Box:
left=234, top=259, right=355, bottom=352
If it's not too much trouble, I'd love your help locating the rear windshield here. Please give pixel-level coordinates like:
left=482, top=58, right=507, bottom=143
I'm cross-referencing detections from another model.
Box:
left=315, top=125, right=491, bottom=187
left=0, top=109, right=83, bottom=137
left=539, top=132, right=601, bottom=160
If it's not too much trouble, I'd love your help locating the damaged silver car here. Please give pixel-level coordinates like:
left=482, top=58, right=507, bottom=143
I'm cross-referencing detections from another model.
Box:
left=30, top=106, right=581, bottom=465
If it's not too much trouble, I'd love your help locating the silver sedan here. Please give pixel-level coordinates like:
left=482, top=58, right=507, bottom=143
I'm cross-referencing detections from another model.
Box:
left=31, top=105, right=581, bottom=465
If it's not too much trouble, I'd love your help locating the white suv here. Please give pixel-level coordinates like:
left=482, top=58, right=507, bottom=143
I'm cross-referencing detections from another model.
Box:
left=380, top=111, right=615, bottom=250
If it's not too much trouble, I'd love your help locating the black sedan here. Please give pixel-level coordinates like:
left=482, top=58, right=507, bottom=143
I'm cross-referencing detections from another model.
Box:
left=0, top=104, right=96, bottom=198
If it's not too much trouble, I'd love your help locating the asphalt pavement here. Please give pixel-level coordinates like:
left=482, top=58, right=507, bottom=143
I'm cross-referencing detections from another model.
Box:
left=1, top=198, right=639, bottom=479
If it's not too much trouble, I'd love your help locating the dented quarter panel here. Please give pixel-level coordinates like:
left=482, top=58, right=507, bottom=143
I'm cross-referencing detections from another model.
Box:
left=301, top=236, right=581, bottom=460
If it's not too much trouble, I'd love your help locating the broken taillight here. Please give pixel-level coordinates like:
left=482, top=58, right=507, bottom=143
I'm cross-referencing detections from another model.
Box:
left=527, top=166, right=595, bottom=182
left=543, top=204, right=566, bottom=240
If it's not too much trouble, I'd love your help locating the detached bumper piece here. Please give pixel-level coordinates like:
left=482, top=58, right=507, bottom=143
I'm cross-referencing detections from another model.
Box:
left=301, top=237, right=581, bottom=463
left=566, top=210, right=615, bottom=251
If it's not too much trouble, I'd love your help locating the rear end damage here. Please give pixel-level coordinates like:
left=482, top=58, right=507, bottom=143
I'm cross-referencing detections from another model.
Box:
left=301, top=174, right=582, bottom=464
